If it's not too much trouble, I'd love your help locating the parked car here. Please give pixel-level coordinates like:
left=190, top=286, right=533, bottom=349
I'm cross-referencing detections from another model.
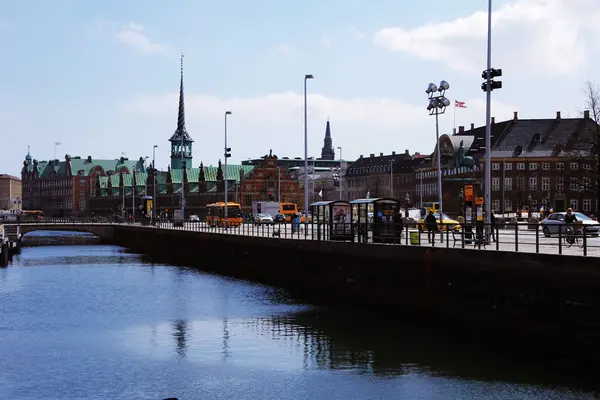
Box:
left=189, top=214, right=200, bottom=222
left=254, top=213, right=274, bottom=225
left=541, top=212, right=600, bottom=237
left=417, top=213, right=461, bottom=232
left=273, top=214, right=286, bottom=223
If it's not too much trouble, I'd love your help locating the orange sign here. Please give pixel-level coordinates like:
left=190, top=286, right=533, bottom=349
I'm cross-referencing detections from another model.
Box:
left=464, top=185, right=473, bottom=201
left=475, top=197, right=484, bottom=205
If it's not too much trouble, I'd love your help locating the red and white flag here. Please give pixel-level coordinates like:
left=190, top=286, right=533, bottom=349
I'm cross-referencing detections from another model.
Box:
left=455, top=100, right=467, bottom=108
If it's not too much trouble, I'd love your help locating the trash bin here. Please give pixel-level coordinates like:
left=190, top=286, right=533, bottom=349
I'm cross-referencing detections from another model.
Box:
left=410, top=231, right=420, bottom=245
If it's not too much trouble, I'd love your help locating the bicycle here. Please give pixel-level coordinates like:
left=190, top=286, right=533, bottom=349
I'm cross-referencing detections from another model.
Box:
left=563, top=225, right=585, bottom=248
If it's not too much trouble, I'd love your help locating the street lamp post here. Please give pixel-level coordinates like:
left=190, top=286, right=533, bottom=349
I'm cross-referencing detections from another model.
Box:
left=337, top=146, right=343, bottom=200
left=579, top=185, right=585, bottom=212
left=303, top=74, right=314, bottom=234
left=389, top=159, right=394, bottom=198
left=426, top=80, right=451, bottom=242
left=224, top=111, right=232, bottom=224
left=458, top=188, right=464, bottom=216
left=405, top=192, right=410, bottom=218
left=277, top=166, right=281, bottom=202
left=528, top=194, right=532, bottom=218
left=153, top=145, right=158, bottom=219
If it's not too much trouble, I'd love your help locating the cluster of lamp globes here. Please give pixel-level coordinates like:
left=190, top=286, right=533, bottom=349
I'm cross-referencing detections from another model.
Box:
left=425, top=80, right=450, bottom=113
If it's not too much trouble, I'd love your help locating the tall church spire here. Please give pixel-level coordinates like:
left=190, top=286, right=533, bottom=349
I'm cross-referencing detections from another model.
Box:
left=169, top=53, right=194, bottom=170
left=320, top=117, right=335, bottom=160
left=177, top=53, right=186, bottom=133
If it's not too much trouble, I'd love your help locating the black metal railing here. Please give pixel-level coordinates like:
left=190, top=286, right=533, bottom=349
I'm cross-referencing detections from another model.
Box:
left=5, top=218, right=599, bottom=257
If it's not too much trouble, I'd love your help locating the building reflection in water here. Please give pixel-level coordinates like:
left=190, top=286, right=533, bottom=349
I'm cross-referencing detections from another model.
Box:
left=171, top=319, right=189, bottom=358
left=222, top=317, right=231, bottom=360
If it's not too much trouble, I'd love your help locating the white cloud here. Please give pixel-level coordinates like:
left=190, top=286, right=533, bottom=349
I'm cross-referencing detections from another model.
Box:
left=319, top=36, right=331, bottom=48
left=374, top=0, right=600, bottom=76
left=115, top=22, right=167, bottom=55
left=272, top=43, right=292, bottom=55
left=121, top=92, right=519, bottom=164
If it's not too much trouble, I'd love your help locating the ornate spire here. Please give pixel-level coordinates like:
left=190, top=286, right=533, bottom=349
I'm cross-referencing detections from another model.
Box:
left=177, top=53, right=186, bottom=133
left=199, top=161, right=205, bottom=181
left=320, top=118, right=335, bottom=160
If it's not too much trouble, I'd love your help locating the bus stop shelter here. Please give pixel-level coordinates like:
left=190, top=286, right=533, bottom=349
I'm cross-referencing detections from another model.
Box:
left=310, top=200, right=353, bottom=241
left=349, top=198, right=401, bottom=243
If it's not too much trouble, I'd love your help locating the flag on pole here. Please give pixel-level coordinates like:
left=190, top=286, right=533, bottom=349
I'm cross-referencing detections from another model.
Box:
left=455, top=100, right=467, bottom=108
left=318, top=190, right=323, bottom=198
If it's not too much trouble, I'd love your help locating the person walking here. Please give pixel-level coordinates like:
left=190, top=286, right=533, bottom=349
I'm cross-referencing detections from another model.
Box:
left=425, top=210, right=437, bottom=243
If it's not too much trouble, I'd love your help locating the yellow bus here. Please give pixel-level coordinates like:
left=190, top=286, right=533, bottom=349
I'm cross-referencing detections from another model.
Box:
left=206, top=202, right=243, bottom=227
left=280, top=202, right=298, bottom=221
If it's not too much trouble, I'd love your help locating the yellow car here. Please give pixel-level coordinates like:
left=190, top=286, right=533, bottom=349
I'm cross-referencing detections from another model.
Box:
left=417, top=213, right=462, bottom=232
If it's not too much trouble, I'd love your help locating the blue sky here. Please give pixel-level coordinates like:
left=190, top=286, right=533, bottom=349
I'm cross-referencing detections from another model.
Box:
left=1, top=0, right=599, bottom=176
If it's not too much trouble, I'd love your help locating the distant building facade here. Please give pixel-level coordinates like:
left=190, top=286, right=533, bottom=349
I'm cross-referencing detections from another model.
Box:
left=0, top=174, right=22, bottom=210
left=419, top=111, right=600, bottom=215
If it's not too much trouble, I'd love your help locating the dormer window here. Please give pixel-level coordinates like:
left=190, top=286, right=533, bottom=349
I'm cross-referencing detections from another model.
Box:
left=513, top=145, right=523, bottom=157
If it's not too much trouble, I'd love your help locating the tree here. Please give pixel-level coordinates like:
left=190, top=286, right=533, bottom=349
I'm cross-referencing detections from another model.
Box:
left=566, top=81, right=600, bottom=210
left=366, top=175, right=384, bottom=198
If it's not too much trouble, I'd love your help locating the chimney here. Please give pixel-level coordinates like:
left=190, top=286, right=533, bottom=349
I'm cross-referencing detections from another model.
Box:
left=370, top=153, right=374, bottom=158
left=584, top=110, right=590, bottom=119
left=359, top=155, right=363, bottom=159
left=513, top=111, right=518, bottom=121
left=453, top=128, right=456, bottom=135
left=405, top=149, right=409, bottom=155
left=391, top=151, right=396, bottom=155
left=458, top=126, right=465, bottom=134
left=380, top=152, right=383, bottom=157
left=556, top=111, right=561, bottom=120
left=491, top=117, right=495, bottom=124
left=414, top=152, right=420, bottom=156
left=470, top=123, right=475, bottom=130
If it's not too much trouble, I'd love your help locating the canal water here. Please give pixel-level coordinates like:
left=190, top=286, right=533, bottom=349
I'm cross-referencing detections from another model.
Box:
left=1, top=235, right=599, bottom=399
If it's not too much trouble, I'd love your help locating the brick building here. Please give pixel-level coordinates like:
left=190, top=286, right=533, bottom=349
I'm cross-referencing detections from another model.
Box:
left=0, top=174, right=22, bottom=210
left=419, top=110, right=600, bottom=215
left=21, top=148, right=147, bottom=216
left=345, top=150, right=426, bottom=204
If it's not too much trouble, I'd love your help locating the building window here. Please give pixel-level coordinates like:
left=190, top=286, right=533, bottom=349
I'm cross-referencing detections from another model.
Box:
left=556, top=178, right=564, bottom=192
left=504, top=177, right=512, bottom=191
left=529, top=163, right=538, bottom=170
left=492, top=163, right=500, bottom=170
left=541, top=177, right=550, bottom=191
left=504, top=163, right=512, bottom=171
left=583, top=199, right=592, bottom=212
left=529, top=177, right=537, bottom=190
left=492, top=177, right=500, bottom=191
left=492, top=199, right=500, bottom=212
left=570, top=199, right=579, bottom=210
left=583, top=177, right=591, bottom=189
left=517, top=163, right=525, bottom=170
left=570, top=178, right=579, bottom=191
left=556, top=162, right=564, bottom=170
left=504, top=200, right=512, bottom=211
left=541, top=163, right=551, bottom=170
left=570, top=162, right=579, bottom=170
left=583, top=162, right=592, bottom=170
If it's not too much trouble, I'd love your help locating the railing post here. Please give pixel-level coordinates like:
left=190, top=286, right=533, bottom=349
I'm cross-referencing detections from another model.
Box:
left=583, top=229, right=588, bottom=256
left=558, top=225, right=562, bottom=255
left=495, top=224, right=499, bottom=251
left=535, top=223, right=539, bottom=254
left=514, top=222, right=518, bottom=252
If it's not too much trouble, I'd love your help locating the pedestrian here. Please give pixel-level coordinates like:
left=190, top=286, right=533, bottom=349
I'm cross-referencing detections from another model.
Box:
left=394, top=211, right=404, bottom=244
left=490, top=211, right=496, bottom=243
left=425, top=210, right=437, bottom=243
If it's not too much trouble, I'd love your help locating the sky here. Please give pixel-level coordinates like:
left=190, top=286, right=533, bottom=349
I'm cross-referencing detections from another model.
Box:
left=1, top=0, right=600, bottom=177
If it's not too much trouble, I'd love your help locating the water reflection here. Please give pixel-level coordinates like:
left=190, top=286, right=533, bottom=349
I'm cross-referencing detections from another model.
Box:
left=171, top=319, right=189, bottom=358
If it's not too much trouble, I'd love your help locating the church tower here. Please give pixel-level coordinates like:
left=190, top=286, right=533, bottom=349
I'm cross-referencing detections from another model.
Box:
left=170, top=53, right=194, bottom=170
left=320, top=118, right=335, bottom=160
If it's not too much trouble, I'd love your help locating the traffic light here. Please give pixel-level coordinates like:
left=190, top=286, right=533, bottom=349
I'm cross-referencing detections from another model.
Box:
left=225, top=147, right=231, bottom=158
left=481, top=68, right=502, bottom=92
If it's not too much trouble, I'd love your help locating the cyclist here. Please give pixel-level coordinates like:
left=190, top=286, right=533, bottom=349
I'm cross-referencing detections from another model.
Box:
left=564, top=208, right=578, bottom=244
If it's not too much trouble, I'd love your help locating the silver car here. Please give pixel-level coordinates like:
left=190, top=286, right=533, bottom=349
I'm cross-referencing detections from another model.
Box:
left=254, top=213, right=274, bottom=225
left=541, top=212, right=600, bottom=237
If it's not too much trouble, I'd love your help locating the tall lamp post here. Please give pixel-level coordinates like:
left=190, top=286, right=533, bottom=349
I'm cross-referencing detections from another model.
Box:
left=426, top=80, right=450, bottom=241
left=337, top=146, right=343, bottom=200
left=303, top=74, right=314, bottom=234
left=458, top=188, right=464, bottom=216
left=389, top=159, right=394, bottom=198
left=579, top=185, right=585, bottom=212
left=277, top=166, right=281, bottom=202
left=153, top=145, right=158, bottom=218
left=405, top=192, right=411, bottom=218
left=224, top=111, right=232, bottom=223
left=528, top=194, right=532, bottom=218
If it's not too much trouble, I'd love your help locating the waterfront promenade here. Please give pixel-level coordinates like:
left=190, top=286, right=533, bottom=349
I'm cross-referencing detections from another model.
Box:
left=12, top=218, right=599, bottom=258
